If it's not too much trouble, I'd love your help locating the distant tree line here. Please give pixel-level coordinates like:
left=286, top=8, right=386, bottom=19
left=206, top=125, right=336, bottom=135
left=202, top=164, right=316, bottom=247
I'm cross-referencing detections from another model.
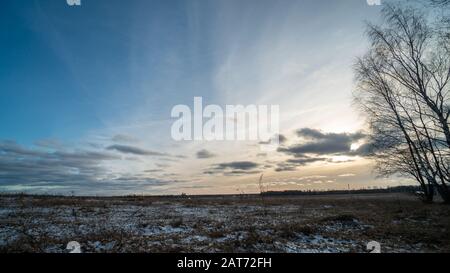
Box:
left=262, top=185, right=421, bottom=196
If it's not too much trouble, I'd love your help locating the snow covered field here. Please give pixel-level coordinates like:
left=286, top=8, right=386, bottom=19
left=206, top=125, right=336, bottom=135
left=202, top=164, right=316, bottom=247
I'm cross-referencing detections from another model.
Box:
left=0, top=193, right=448, bottom=253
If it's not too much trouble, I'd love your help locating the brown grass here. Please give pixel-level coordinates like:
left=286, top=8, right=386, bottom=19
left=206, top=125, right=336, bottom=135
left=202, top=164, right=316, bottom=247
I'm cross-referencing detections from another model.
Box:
left=0, top=192, right=449, bottom=253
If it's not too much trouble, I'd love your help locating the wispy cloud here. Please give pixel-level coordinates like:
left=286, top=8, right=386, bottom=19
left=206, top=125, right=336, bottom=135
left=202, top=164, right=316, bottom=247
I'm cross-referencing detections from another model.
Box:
left=111, top=134, right=139, bottom=143
left=106, top=144, right=168, bottom=157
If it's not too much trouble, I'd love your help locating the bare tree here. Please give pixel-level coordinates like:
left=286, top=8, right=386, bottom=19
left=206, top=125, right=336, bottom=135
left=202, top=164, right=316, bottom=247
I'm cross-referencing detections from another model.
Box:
left=430, top=0, right=450, bottom=6
left=354, top=3, right=450, bottom=203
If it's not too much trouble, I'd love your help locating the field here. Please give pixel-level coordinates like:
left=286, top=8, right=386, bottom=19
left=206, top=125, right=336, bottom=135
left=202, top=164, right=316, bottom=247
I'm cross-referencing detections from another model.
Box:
left=0, top=193, right=449, bottom=253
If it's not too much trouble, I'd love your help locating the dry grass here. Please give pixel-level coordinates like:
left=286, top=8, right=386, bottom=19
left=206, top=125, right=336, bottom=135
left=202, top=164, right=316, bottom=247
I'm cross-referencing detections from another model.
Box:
left=0, top=192, right=449, bottom=253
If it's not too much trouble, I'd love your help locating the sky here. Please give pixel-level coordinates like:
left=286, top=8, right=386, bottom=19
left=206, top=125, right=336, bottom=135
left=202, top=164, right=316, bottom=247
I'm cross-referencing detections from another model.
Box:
left=0, top=0, right=414, bottom=195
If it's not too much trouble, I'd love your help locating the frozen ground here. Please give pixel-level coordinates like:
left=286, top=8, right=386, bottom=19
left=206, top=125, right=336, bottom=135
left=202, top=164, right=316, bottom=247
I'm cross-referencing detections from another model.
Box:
left=0, top=193, right=449, bottom=253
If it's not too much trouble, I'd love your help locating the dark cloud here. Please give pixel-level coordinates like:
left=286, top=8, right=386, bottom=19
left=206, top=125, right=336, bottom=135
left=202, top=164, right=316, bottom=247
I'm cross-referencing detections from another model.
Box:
left=278, top=134, right=287, bottom=144
left=53, top=150, right=120, bottom=161
left=0, top=141, right=175, bottom=195
left=278, top=142, right=348, bottom=156
left=296, top=128, right=365, bottom=140
left=106, top=144, right=167, bottom=156
left=296, top=128, right=326, bottom=139
left=278, top=128, right=366, bottom=157
left=144, top=169, right=164, bottom=173
left=111, top=175, right=173, bottom=187
left=0, top=140, right=43, bottom=157
left=259, top=134, right=287, bottom=145
left=204, top=161, right=260, bottom=176
left=0, top=141, right=117, bottom=185
left=273, top=128, right=370, bottom=171
left=286, top=157, right=327, bottom=165
left=106, top=144, right=186, bottom=160
left=274, top=164, right=297, bottom=172
left=275, top=156, right=327, bottom=172
left=196, top=149, right=216, bottom=159
left=216, top=161, right=259, bottom=170
left=223, top=170, right=261, bottom=176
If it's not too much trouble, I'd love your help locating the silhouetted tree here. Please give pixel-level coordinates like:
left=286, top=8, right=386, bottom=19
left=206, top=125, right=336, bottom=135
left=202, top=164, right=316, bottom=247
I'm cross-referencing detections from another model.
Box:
left=430, top=0, right=450, bottom=6
left=354, top=3, right=450, bottom=203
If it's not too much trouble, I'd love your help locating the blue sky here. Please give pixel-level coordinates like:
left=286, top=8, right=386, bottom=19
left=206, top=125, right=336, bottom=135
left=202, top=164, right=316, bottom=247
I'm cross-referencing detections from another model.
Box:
left=0, top=0, right=412, bottom=195
left=1, top=0, right=192, bottom=144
